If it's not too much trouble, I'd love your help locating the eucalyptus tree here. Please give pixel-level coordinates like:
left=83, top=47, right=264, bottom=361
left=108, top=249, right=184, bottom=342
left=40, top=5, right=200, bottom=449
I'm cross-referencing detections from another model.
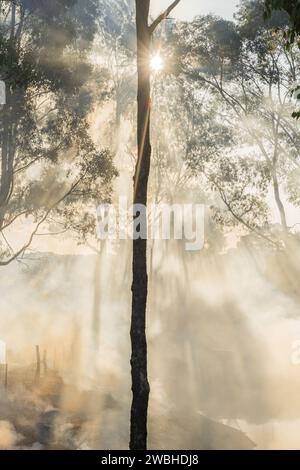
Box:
left=176, top=1, right=300, bottom=243
left=131, top=0, right=181, bottom=451
left=97, top=0, right=136, bottom=140
left=264, top=0, right=300, bottom=118
left=264, top=0, right=300, bottom=47
left=0, top=0, right=116, bottom=264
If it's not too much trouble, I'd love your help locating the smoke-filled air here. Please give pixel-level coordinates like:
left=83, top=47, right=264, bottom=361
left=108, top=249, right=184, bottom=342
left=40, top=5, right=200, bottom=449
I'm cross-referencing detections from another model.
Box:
left=1, top=0, right=300, bottom=452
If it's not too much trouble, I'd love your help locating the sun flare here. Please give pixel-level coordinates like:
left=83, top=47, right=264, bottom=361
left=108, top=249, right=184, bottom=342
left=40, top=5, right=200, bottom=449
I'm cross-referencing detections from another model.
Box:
left=150, top=54, right=163, bottom=72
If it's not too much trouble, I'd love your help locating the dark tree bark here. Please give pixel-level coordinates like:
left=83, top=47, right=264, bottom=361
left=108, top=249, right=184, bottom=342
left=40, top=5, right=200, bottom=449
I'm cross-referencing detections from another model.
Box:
left=130, top=0, right=151, bottom=451
left=130, top=0, right=180, bottom=451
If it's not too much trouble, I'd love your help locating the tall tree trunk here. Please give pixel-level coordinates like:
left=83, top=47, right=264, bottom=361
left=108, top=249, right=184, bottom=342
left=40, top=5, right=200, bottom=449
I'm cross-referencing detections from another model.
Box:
left=272, top=138, right=288, bottom=233
left=0, top=3, right=20, bottom=229
left=130, top=0, right=151, bottom=451
left=272, top=169, right=288, bottom=233
left=130, top=0, right=180, bottom=449
left=0, top=89, right=18, bottom=230
left=92, top=245, right=102, bottom=348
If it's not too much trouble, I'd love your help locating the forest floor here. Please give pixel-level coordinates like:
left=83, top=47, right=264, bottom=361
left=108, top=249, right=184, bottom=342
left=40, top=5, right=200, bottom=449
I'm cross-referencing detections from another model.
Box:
left=0, top=364, right=256, bottom=450
left=0, top=365, right=117, bottom=449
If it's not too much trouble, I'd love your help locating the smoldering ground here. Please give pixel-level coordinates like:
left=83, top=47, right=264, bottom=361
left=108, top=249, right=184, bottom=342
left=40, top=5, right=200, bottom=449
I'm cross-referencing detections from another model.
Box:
left=0, top=235, right=300, bottom=449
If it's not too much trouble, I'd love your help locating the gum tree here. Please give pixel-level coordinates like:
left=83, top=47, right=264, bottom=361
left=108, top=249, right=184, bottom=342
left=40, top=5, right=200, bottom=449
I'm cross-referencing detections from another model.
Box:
left=0, top=0, right=116, bottom=265
left=176, top=3, right=300, bottom=242
left=130, top=0, right=181, bottom=451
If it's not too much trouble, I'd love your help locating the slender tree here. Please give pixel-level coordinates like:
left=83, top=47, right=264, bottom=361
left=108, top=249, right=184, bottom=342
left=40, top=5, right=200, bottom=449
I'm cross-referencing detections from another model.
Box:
left=130, top=0, right=181, bottom=451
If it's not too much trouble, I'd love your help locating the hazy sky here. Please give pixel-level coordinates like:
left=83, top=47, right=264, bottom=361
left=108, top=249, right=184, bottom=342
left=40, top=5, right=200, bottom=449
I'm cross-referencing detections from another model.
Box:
left=151, top=0, right=239, bottom=21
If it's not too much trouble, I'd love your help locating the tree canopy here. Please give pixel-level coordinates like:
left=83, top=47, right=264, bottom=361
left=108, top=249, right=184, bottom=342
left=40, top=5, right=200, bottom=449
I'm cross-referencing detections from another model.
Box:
left=0, top=0, right=117, bottom=264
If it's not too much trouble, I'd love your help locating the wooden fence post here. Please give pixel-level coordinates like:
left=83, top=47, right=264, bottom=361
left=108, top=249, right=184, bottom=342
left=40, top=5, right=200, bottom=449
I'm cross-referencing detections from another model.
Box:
left=35, top=345, right=41, bottom=382
left=43, top=350, right=48, bottom=375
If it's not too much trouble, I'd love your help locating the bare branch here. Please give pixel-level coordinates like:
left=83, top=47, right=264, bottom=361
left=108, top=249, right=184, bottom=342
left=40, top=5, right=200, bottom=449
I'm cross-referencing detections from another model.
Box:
left=1, top=210, right=28, bottom=230
left=149, top=0, right=181, bottom=34
left=209, top=175, right=278, bottom=247
left=0, top=174, right=85, bottom=266
left=0, top=209, right=51, bottom=266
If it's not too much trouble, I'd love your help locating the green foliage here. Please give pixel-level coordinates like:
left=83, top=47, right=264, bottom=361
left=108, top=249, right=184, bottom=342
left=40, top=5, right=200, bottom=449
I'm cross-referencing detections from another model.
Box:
left=264, top=0, right=300, bottom=47
left=175, top=15, right=242, bottom=81
left=239, top=0, right=289, bottom=39
left=172, top=3, right=300, bottom=241
left=98, top=0, right=136, bottom=53
left=264, top=0, right=300, bottom=117
left=0, top=0, right=117, bottom=262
